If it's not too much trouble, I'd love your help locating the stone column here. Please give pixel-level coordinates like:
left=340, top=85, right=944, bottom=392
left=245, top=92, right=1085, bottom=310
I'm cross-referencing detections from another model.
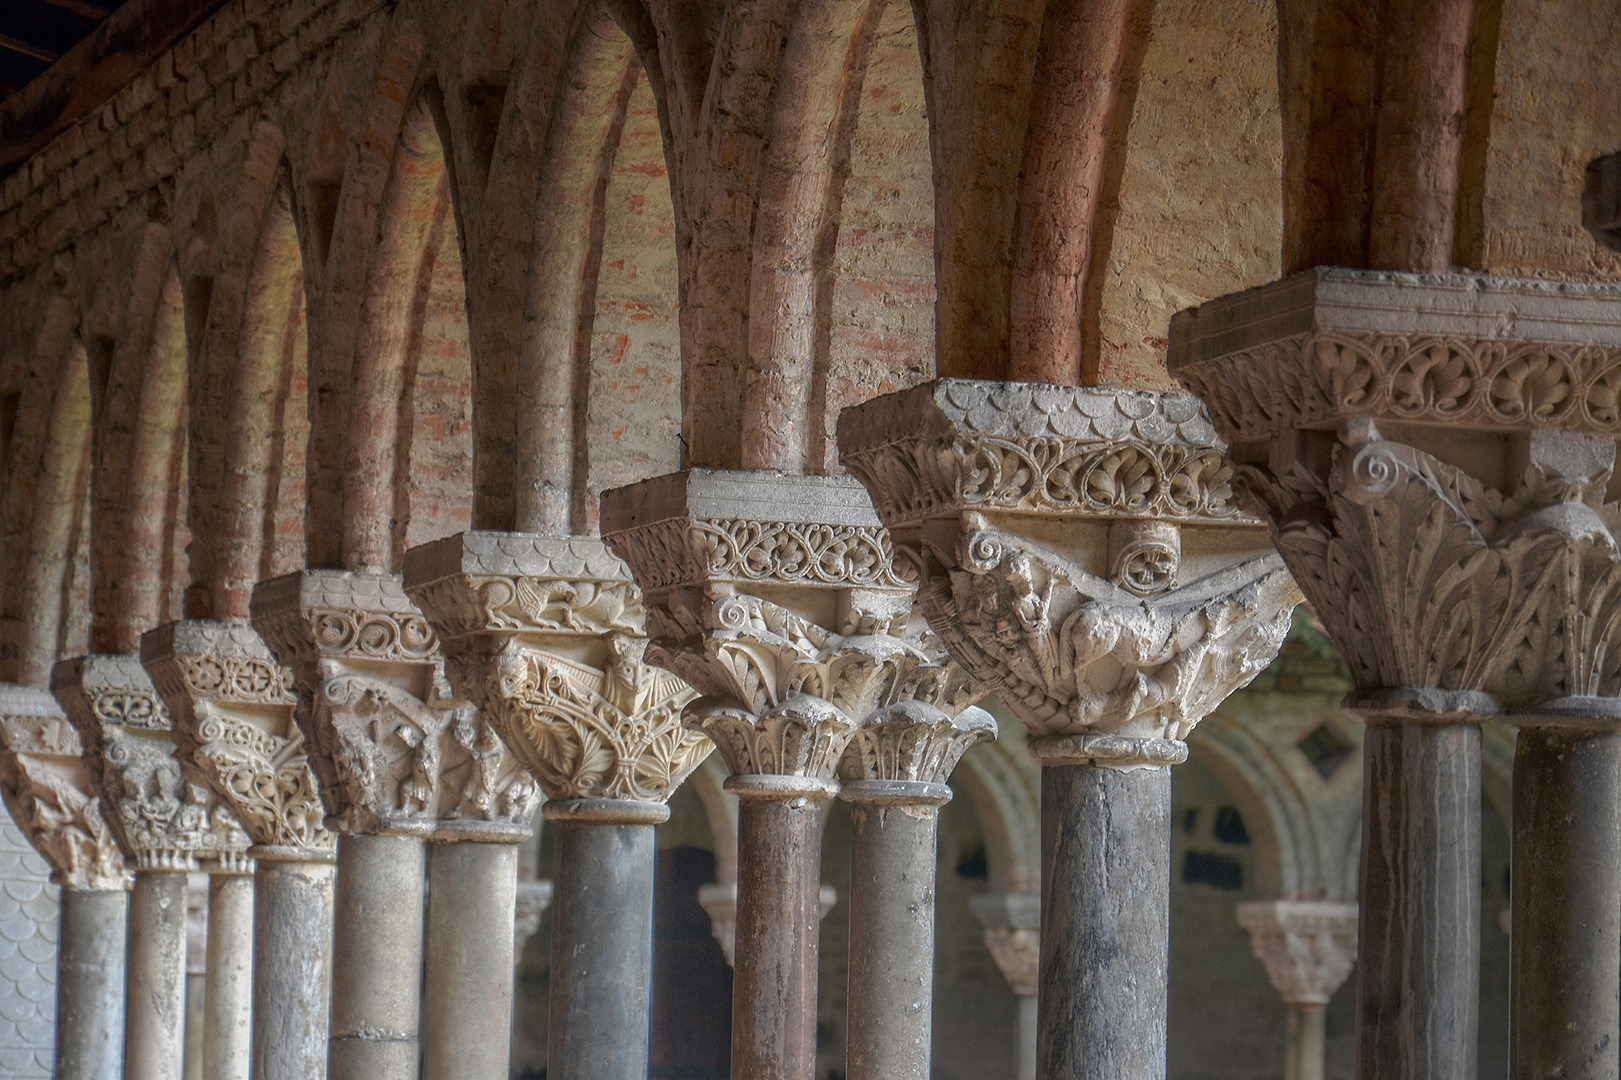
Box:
left=184, top=873, right=206, bottom=1080
left=1237, top=901, right=1359, bottom=1080
left=1170, top=270, right=1621, bottom=1080
left=404, top=532, right=709, bottom=1080
left=51, top=655, right=252, bottom=1080
left=250, top=571, right=537, bottom=1080
left=970, top=893, right=1040, bottom=1080
left=0, top=684, right=133, bottom=1080
left=842, top=702, right=995, bottom=1080
left=698, top=881, right=837, bottom=966
left=202, top=860, right=254, bottom=1080
left=839, top=384, right=1299, bottom=1080
left=603, top=470, right=986, bottom=1080
left=142, top=619, right=339, bottom=1080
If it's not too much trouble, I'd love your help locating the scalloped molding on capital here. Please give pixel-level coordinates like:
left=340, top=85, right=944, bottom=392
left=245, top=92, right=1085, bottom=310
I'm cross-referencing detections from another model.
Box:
left=404, top=532, right=710, bottom=804
left=839, top=701, right=997, bottom=785
left=0, top=684, right=131, bottom=889
left=1236, top=900, right=1359, bottom=1006
left=250, top=570, right=539, bottom=835
left=52, top=655, right=250, bottom=872
left=142, top=620, right=334, bottom=852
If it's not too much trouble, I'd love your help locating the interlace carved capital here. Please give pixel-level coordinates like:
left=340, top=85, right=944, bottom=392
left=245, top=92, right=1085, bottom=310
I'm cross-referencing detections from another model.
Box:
left=1236, top=899, right=1358, bottom=1006
left=404, top=532, right=709, bottom=805
left=0, top=684, right=131, bottom=889
left=142, top=620, right=334, bottom=854
left=251, top=570, right=539, bottom=836
left=1170, top=271, right=1621, bottom=713
left=52, top=655, right=250, bottom=872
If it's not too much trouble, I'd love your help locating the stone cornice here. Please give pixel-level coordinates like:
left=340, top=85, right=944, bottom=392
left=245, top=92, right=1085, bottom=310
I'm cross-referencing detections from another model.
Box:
left=52, top=654, right=250, bottom=872
left=0, top=683, right=131, bottom=890
left=142, top=620, right=334, bottom=854
left=1236, top=899, right=1358, bottom=1007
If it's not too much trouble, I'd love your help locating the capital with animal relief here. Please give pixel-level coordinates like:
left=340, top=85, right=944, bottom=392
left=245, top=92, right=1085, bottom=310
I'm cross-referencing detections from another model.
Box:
left=251, top=570, right=538, bottom=837
left=0, top=684, right=130, bottom=889
left=838, top=381, right=1300, bottom=763
left=404, top=532, right=708, bottom=811
left=51, top=654, right=251, bottom=872
left=141, top=620, right=334, bottom=857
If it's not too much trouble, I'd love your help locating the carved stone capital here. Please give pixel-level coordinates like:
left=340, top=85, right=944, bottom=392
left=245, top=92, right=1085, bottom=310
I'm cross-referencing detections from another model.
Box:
left=141, top=620, right=334, bottom=855
left=250, top=571, right=539, bottom=837
left=837, top=382, right=1299, bottom=745
left=52, top=655, right=250, bottom=872
left=0, top=684, right=131, bottom=889
left=603, top=471, right=986, bottom=787
left=513, top=879, right=554, bottom=964
left=1236, top=899, right=1358, bottom=1007
left=1170, top=271, right=1621, bottom=713
left=970, top=892, right=1042, bottom=996
left=404, top=532, right=709, bottom=805
left=838, top=700, right=996, bottom=790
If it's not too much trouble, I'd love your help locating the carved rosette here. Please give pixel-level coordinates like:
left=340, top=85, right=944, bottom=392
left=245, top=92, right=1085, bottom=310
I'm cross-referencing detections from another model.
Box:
left=51, top=655, right=251, bottom=872
left=1169, top=269, right=1621, bottom=715
left=837, top=381, right=1300, bottom=756
left=250, top=570, right=539, bottom=837
left=404, top=532, right=710, bottom=808
left=1236, top=900, right=1358, bottom=1006
left=603, top=470, right=986, bottom=791
left=141, top=620, right=334, bottom=855
left=0, top=684, right=131, bottom=889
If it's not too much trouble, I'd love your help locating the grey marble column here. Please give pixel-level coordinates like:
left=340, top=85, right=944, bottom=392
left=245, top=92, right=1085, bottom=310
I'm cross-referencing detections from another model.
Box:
left=126, top=869, right=190, bottom=1080
left=250, top=849, right=336, bottom=1080
left=328, top=832, right=425, bottom=1080
left=204, top=862, right=255, bottom=1080
left=422, top=825, right=526, bottom=1080
left=55, top=887, right=129, bottom=1080
left=544, top=800, right=663, bottom=1080
left=1509, top=718, right=1621, bottom=1080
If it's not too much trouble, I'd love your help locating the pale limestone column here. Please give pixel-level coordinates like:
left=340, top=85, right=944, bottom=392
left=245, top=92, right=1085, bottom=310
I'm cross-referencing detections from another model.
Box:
left=142, top=619, right=339, bottom=1080
left=250, top=572, right=537, bottom=1080
left=404, top=532, right=709, bottom=1080
left=839, top=384, right=1299, bottom=1080
left=184, top=872, right=206, bottom=1080
left=0, top=684, right=133, bottom=1080
left=202, top=860, right=254, bottom=1080
left=603, top=470, right=986, bottom=1080
left=1171, top=271, right=1621, bottom=1080
left=51, top=655, right=252, bottom=1080
left=841, top=703, right=996, bottom=1080
left=1237, top=901, right=1359, bottom=1080
left=970, top=893, right=1039, bottom=1080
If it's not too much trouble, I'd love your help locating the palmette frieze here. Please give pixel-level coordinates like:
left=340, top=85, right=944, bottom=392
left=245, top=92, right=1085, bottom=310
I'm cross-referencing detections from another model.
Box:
left=251, top=570, right=438, bottom=669
left=0, top=686, right=130, bottom=889
left=607, top=516, right=908, bottom=594
left=1236, top=900, right=1359, bottom=1007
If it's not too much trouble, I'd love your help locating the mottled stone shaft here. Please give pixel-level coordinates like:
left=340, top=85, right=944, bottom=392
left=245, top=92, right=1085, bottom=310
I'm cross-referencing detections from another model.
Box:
left=204, top=873, right=254, bottom=1080
left=1357, top=721, right=1480, bottom=1080
left=1510, top=727, right=1621, bottom=1080
left=126, top=871, right=190, bottom=1080
left=547, top=818, right=656, bottom=1080
left=328, top=834, right=425, bottom=1080
left=252, top=855, right=335, bottom=1080
left=845, top=796, right=944, bottom=1080
left=1039, top=763, right=1170, bottom=1080
left=1288, top=1005, right=1326, bottom=1080
left=422, top=840, right=520, bottom=1080
left=732, top=795, right=825, bottom=1080
left=55, top=887, right=128, bottom=1080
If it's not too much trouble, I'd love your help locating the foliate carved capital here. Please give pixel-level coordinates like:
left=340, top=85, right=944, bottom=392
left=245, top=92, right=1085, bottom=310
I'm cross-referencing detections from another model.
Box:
left=52, top=655, right=250, bottom=872
left=838, top=701, right=996, bottom=787
left=1236, top=900, right=1358, bottom=1006
left=250, top=571, right=539, bottom=836
left=403, top=532, right=709, bottom=805
left=970, top=892, right=1042, bottom=997
left=142, top=621, right=333, bottom=853
left=0, top=684, right=130, bottom=889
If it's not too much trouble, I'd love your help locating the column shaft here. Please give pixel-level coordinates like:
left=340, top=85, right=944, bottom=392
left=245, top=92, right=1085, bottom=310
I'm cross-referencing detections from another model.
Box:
left=204, top=873, right=254, bottom=1080
left=126, top=871, right=190, bottom=1080
left=1288, top=1005, right=1326, bottom=1080
left=252, top=856, right=336, bottom=1080
left=1510, top=727, right=1621, bottom=1080
left=846, top=801, right=940, bottom=1080
left=732, top=796, right=824, bottom=1080
left=547, top=819, right=656, bottom=1080
left=422, top=840, right=519, bottom=1080
left=328, top=833, right=424, bottom=1080
left=55, top=887, right=128, bottom=1080
left=1039, top=762, right=1170, bottom=1080
left=1356, top=721, right=1480, bottom=1080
